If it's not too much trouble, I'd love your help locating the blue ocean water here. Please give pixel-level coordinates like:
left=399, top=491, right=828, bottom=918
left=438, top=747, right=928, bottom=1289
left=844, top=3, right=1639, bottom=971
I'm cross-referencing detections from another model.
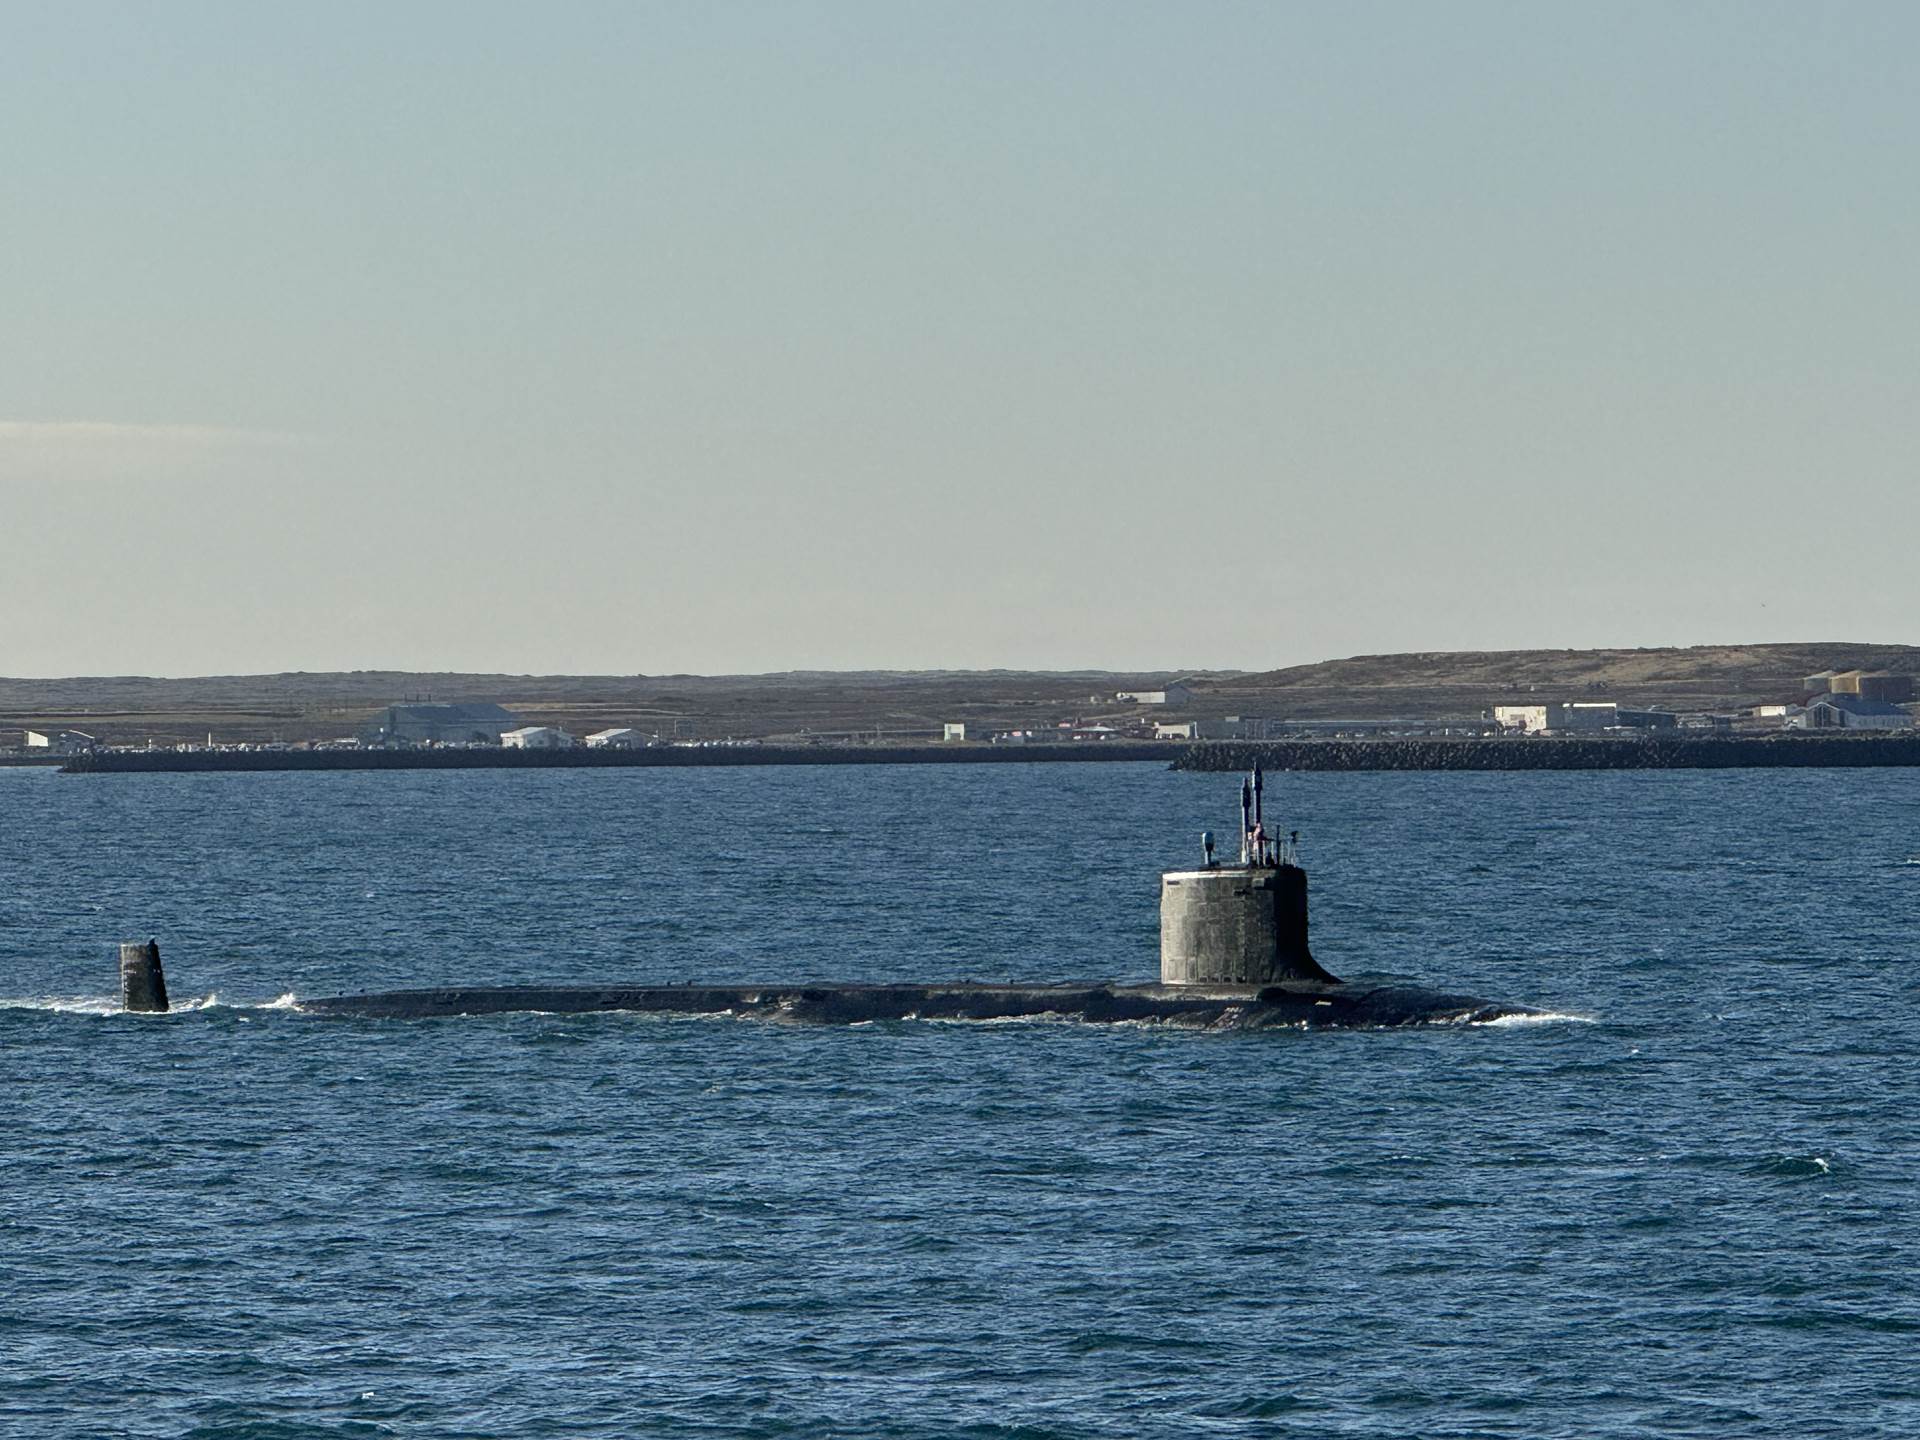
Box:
left=3, top=761, right=1918, bottom=1438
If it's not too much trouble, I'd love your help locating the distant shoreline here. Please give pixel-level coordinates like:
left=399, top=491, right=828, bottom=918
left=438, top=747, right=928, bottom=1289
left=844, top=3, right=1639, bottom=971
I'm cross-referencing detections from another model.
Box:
left=48, top=732, right=1920, bottom=775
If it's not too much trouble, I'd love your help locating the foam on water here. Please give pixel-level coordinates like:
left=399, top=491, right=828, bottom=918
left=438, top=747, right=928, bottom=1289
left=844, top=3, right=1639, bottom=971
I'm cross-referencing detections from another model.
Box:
left=0, top=990, right=243, bottom=1029
left=0, top=991, right=226, bottom=1015
left=0, top=994, right=122, bottom=1015
left=1475, top=1009, right=1598, bottom=1028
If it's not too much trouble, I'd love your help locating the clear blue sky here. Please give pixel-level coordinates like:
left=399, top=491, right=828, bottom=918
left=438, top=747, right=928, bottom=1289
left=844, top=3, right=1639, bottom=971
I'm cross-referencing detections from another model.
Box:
left=2, top=2, right=1914, bottom=676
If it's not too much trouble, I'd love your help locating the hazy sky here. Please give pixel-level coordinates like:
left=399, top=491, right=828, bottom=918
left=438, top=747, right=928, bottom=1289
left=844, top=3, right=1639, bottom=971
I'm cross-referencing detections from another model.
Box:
left=3, top=2, right=1914, bottom=676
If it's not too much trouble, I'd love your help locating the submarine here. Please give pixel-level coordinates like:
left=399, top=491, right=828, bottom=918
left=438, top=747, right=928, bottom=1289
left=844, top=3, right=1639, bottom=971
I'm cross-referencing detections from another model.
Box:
left=118, top=768, right=1537, bottom=1030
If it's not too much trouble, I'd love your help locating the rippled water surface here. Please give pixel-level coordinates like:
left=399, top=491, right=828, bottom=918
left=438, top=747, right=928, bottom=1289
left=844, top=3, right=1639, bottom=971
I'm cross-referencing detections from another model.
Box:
left=4, top=762, right=1918, bottom=1438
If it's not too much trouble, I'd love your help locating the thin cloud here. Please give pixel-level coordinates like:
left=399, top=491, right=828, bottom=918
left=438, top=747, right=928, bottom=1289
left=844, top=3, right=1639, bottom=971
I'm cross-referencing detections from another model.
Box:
left=0, top=421, right=309, bottom=447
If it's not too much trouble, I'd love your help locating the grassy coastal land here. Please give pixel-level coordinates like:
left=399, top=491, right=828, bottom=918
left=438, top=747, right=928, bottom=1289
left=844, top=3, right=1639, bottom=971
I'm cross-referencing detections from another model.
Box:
left=3, top=642, right=1915, bottom=751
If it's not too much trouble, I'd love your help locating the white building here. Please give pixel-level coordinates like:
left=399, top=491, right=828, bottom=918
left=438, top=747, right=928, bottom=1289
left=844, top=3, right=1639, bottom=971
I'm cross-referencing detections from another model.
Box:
left=1493, top=701, right=1617, bottom=734
left=1790, top=696, right=1915, bottom=731
left=1115, top=683, right=1195, bottom=708
left=1493, top=705, right=1552, bottom=734
left=585, top=728, right=646, bottom=749
left=942, top=723, right=967, bottom=742
left=1154, top=721, right=1205, bottom=740
left=24, top=729, right=98, bottom=754
left=501, top=725, right=576, bottom=750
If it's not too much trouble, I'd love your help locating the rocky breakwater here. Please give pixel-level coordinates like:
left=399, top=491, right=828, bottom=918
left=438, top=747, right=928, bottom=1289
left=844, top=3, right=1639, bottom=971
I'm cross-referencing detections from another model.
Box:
left=60, top=741, right=1172, bottom=775
left=1175, top=734, right=1920, bottom=772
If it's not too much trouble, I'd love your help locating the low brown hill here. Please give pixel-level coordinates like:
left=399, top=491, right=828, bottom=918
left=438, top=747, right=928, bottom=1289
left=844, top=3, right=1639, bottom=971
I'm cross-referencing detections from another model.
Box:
left=1211, top=643, right=1920, bottom=722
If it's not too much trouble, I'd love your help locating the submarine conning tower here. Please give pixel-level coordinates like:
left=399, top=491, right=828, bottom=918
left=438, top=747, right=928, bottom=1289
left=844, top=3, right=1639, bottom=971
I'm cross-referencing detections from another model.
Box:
left=1159, top=765, right=1340, bottom=987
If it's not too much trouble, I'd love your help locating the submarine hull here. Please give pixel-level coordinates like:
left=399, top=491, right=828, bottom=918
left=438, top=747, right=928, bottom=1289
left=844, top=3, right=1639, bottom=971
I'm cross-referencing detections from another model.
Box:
left=296, top=980, right=1531, bottom=1030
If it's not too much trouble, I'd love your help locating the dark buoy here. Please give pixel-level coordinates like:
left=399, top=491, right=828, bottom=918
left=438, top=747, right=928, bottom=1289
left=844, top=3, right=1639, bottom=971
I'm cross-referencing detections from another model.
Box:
left=120, top=939, right=169, bottom=1013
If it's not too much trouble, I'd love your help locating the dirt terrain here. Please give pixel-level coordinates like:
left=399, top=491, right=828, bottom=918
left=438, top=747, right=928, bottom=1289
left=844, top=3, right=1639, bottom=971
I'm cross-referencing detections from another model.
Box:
left=1, top=643, right=1912, bottom=748
left=1206, top=642, right=1920, bottom=725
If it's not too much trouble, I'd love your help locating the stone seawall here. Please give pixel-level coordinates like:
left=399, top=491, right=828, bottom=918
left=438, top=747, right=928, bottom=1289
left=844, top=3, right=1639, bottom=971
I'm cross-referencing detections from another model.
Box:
left=60, top=742, right=1173, bottom=775
left=1175, top=735, right=1920, bottom=772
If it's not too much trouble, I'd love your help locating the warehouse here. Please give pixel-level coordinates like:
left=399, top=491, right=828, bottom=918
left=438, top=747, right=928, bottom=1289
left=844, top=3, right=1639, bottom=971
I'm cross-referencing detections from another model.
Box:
left=1790, top=696, right=1915, bottom=731
left=359, top=703, right=521, bottom=745
left=501, top=725, right=576, bottom=750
